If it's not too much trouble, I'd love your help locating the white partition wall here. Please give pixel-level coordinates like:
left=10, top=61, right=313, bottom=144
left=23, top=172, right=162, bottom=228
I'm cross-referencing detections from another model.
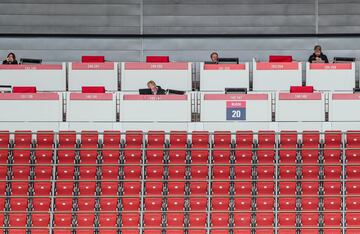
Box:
left=0, top=93, right=62, bottom=121
left=276, top=92, right=325, bottom=121
left=199, top=63, right=249, bottom=91
left=68, top=62, right=118, bottom=91
left=253, top=61, right=302, bottom=91
left=200, top=93, right=271, bottom=122
left=120, top=94, right=191, bottom=122
left=306, top=63, right=355, bottom=91
left=329, top=93, right=360, bottom=121
left=0, top=64, right=66, bottom=91
left=66, top=92, right=117, bottom=121
left=121, top=62, right=192, bottom=91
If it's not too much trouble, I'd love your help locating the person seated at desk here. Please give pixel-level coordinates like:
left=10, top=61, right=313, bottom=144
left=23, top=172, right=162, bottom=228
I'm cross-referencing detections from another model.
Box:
left=147, top=80, right=166, bottom=95
left=308, top=45, right=329, bottom=63
left=2, top=52, right=18, bottom=65
left=210, top=52, right=219, bottom=63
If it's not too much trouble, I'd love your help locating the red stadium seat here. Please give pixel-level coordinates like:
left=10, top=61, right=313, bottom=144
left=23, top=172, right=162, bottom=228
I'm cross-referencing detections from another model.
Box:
left=102, top=131, right=121, bottom=164
left=256, top=165, right=274, bottom=180
left=168, top=165, right=186, bottom=181
left=301, top=213, right=319, bottom=227
left=278, top=198, right=296, bottom=211
left=213, top=131, right=231, bottom=164
left=124, top=131, right=143, bottom=163
left=77, top=198, right=95, bottom=211
left=279, top=182, right=297, bottom=195
left=76, top=213, right=95, bottom=229
left=190, top=165, right=208, bottom=179
left=32, top=213, right=50, bottom=229
left=169, top=131, right=187, bottom=164
left=54, top=213, right=73, bottom=227
left=167, top=198, right=185, bottom=211
left=290, top=86, right=314, bottom=93
left=233, top=212, right=252, bottom=227
left=56, top=182, right=74, bottom=196
left=234, top=181, right=253, bottom=195
left=211, top=213, right=229, bottom=227
left=234, top=197, right=252, bottom=211
left=145, top=181, right=163, bottom=196
left=13, top=86, right=37, bottom=93
left=278, top=213, right=296, bottom=227
left=324, top=131, right=342, bottom=164
left=256, top=212, right=274, bottom=227
left=189, top=197, right=207, bottom=211
left=55, top=198, right=73, bottom=211
left=100, top=198, right=118, bottom=211
left=81, top=55, right=105, bottom=63
left=81, top=86, right=105, bottom=93
left=10, top=198, right=28, bottom=211
left=301, top=197, right=319, bottom=210
left=234, top=165, right=252, bottom=179
left=146, top=165, right=164, bottom=180
left=32, top=198, right=51, bottom=211
left=99, top=213, right=118, bottom=228
left=347, top=213, right=360, bottom=226
left=101, top=181, right=119, bottom=196
left=122, top=182, right=141, bottom=196
left=212, top=165, right=230, bottom=180
left=324, top=181, right=341, bottom=195
left=58, top=131, right=77, bottom=164
left=167, top=181, right=185, bottom=195
left=211, top=197, right=229, bottom=211
left=191, top=131, right=209, bottom=163
left=166, top=213, right=184, bottom=228
left=279, top=131, right=298, bottom=163
left=212, top=181, right=230, bottom=195
left=269, top=55, right=292, bottom=62
left=323, top=212, right=341, bottom=228
left=189, top=182, right=208, bottom=195
left=256, top=197, right=275, bottom=211
left=347, top=197, right=360, bottom=210
left=256, top=181, right=274, bottom=195
left=146, top=131, right=165, bottom=164
left=188, top=212, right=207, bottom=228
left=323, top=197, right=341, bottom=211
left=143, top=212, right=162, bottom=228
left=301, top=131, right=320, bottom=163
left=146, top=56, right=170, bottom=63
left=35, top=130, right=54, bottom=164
left=301, top=182, right=319, bottom=195
left=235, top=131, right=253, bottom=163
left=101, top=165, right=119, bottom=180
left=145, top=197, right=163, bottom=211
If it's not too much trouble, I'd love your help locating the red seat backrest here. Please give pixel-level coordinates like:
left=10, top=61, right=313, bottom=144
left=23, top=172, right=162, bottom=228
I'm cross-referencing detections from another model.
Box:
left=81, top=56, right=105, bottom=63
left=170, top=131, right=187, bottom=147
left=290, top=86, right=314, bottom=93
left=13, top=86, right=37, bottom=93
left=82, top=86, right=105, bottom=93
left=269, top=55, right=293, bottom=62
left=146, top=56, right=170, bottom=63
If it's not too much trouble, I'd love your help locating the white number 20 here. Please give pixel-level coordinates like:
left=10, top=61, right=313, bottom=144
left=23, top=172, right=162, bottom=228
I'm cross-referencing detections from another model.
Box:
left=232, top=110, right=241, bottom=118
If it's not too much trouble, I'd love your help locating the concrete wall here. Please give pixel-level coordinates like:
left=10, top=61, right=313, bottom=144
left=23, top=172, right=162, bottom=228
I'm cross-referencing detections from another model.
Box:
left=0, top=0, right=357, bottom=35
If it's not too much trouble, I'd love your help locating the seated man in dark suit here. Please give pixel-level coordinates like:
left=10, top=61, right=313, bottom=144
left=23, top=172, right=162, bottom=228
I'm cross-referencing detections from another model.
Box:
left=147, top=80, right=166, bottom=95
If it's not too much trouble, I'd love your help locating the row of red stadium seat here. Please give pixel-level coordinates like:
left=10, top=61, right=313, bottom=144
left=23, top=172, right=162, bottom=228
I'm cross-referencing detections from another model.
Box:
left=0, top=130, right=358, bottom=233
